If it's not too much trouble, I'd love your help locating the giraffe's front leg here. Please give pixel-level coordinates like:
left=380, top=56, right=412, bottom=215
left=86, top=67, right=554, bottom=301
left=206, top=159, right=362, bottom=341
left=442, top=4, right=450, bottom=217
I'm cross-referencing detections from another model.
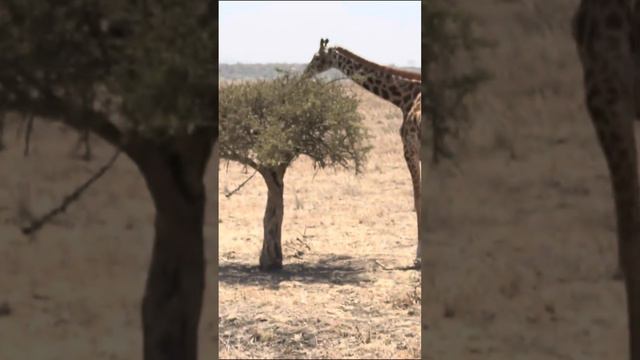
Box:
left=401, top=121, right=421, bottom=265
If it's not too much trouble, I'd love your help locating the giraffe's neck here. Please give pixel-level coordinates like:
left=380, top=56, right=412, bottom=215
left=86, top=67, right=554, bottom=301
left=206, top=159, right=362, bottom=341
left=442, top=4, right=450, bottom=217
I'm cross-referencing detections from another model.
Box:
left=329, top=47, right=421, bottom=114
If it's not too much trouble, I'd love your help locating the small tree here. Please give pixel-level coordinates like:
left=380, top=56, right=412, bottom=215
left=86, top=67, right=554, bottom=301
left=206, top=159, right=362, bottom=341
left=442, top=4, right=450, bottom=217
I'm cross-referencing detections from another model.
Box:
left=220, top=73, right=371, bottom=271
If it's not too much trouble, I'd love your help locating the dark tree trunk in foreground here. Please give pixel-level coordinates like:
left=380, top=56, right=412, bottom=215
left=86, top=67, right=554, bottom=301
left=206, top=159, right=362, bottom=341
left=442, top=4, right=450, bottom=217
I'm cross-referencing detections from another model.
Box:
left=258, top=166, right=286, bottom=271
left=129, top=131, right=213, bottom=360
left=0, top=113, right=4, bottom=151
left=573, top=2, right=640, bottom=358
left=211, top=138, right=219, bottom=358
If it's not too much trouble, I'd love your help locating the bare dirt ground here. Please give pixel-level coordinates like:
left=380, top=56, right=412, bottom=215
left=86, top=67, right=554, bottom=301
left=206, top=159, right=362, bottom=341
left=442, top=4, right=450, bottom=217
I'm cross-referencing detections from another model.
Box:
left=218, top=84, right=421, bottom=359
left=0, top=119, right=217, bottom=359
left=424, top=0, right=630, bottom=359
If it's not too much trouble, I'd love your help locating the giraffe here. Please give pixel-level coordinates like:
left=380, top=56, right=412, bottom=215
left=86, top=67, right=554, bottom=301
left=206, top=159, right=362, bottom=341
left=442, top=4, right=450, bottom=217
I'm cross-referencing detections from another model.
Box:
left=303, top=38, right=423, bottom=267
left=572, top=0, right=640, bottom=357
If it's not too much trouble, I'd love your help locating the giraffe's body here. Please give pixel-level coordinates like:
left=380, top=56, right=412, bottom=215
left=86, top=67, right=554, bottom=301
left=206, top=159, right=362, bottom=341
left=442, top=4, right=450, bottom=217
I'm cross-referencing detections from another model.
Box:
left=572, top=0, right=640, bottom=357
left=304, top=39, right=422, bottom=265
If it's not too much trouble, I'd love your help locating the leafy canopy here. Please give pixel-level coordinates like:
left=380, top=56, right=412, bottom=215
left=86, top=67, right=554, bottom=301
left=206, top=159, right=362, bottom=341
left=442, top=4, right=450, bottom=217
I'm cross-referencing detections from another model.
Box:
left=423, top=0, right=491, bottom=163
left=0, top=0, right=216, bottom=140
left=219, top=73, right=371, bottom=173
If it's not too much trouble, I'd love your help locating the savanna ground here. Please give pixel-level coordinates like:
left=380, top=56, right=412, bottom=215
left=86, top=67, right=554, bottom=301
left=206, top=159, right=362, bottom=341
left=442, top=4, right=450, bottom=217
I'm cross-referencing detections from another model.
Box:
left=0, top=118, right=217, bottom=359
left=424, top=0, right=630, bottom=359
left=218, top=83, right=421, bottom=359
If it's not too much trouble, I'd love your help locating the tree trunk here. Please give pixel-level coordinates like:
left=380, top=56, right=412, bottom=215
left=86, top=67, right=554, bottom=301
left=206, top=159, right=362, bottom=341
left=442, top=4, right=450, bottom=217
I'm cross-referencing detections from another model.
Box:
left=573, top=3, right=640, bottom=357
left=596, top=120, right=640, bottom=360
left=211, top=139, right=219, bottom=358
left=258, top=166, right=286, bottom=271
left=593, top=114, right=640, bottom=358
left=130, top=134, right=212, bottom=360
left=0, top=113, right=4, bottom=151
left=419, top=92, right=428, bottom=266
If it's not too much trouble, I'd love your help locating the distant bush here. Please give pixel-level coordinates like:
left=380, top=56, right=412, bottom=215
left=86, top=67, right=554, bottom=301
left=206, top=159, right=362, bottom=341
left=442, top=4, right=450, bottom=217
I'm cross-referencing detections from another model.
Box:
left=219, top=63, right=420, bottom=81
left=219, top=63, right=306, bottom=80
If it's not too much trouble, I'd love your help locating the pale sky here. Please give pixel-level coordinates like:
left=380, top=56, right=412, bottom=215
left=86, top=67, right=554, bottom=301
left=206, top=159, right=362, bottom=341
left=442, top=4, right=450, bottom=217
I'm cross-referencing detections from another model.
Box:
left=219, top=1, right=421, bottom=66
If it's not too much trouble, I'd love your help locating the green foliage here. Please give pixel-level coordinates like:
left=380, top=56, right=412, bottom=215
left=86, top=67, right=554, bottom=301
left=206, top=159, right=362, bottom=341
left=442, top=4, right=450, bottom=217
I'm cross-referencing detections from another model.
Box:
left=219, top=73, right=371, bottom=173
left=423, top=0, right=492, bottom=163
left=0, top=0, right=215, bottom=139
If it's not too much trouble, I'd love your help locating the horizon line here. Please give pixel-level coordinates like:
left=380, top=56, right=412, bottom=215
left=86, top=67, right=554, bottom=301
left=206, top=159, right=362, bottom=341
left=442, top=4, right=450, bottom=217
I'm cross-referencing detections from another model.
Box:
left=219, top=62, right=421, bottom=66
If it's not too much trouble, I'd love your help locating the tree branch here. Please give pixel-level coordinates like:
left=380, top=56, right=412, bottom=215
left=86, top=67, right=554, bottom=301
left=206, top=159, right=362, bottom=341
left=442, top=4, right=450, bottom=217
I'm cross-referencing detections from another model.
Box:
left=1, top=65, right=125, bottom=148
left=21, top=148, right=122, bottom=235
left=23, top=113, right=34, bottom=156
left=220, top=152, right=260, bottom=170
left=224, top=169, right=257, bottom=198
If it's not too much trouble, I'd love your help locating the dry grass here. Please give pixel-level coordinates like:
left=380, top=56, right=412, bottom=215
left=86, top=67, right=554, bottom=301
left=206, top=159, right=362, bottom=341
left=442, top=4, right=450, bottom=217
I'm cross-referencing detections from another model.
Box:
left=424, top=0, right=629, bottom=359
left=0, top=117, right=217, bottom=359
left=219, top=84, right=421, bottom=359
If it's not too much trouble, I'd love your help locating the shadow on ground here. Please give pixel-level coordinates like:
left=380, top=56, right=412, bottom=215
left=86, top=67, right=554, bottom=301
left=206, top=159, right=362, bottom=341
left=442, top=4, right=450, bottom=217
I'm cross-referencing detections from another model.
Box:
left=218, top=254, right=403, bottom=288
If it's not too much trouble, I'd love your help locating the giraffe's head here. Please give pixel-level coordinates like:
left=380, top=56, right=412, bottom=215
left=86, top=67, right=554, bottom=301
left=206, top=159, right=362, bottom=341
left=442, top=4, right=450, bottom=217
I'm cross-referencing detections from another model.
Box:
left=303, top=38, right=334, bottom=78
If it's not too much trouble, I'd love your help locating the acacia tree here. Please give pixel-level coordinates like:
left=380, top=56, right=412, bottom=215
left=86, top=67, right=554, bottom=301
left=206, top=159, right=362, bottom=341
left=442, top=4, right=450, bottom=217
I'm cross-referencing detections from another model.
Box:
left=0, top=1, right=216, bottom=359
left=219, top=73, right=371, bottom=271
